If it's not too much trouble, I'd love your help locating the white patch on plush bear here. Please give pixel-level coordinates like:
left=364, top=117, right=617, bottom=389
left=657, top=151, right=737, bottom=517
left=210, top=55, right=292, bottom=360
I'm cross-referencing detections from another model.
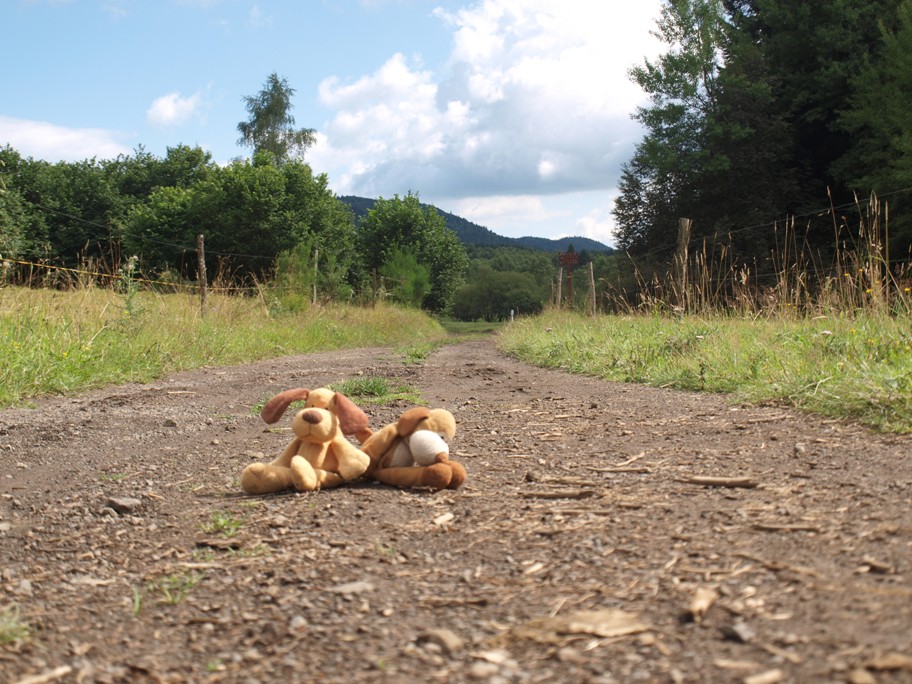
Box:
left=387, top=430, right=449, bottom=467
left=409, top=430, right=449, bottom=465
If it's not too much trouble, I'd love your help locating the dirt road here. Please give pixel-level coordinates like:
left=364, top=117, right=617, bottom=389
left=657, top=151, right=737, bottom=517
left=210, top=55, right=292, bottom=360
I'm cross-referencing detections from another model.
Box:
left=2, top=337, right=911, bottom=683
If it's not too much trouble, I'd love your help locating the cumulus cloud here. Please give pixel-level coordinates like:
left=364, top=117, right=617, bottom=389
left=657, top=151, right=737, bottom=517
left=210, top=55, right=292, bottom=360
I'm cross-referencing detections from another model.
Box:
left=0, top=115, right=131, bottom=162
left=147, top=91, right=205, bottom=127
left=310, top=0, right=662, bottom=243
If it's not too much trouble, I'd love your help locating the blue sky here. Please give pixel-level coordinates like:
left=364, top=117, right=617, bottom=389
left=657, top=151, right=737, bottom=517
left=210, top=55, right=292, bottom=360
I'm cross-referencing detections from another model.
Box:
left=1, top=0, right=663, bottom=246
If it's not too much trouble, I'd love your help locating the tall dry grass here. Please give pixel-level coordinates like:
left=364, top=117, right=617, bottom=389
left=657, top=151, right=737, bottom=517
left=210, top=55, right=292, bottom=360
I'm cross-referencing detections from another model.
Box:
left=600, top=194, right=910, bottom=318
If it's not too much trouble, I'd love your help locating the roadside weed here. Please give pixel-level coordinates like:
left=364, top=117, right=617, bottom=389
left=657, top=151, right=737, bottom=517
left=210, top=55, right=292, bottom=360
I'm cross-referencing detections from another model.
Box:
left=0, top=603, right=30, bottom=644
left=148, top=571, right=203, bottom=605
left=374, top=542, right=398, bottom=558
left=397, top=341, right=436, bottom=363
left=131, top=585, right=144, bottom=616
left=202, top=510, right=245, bottom=538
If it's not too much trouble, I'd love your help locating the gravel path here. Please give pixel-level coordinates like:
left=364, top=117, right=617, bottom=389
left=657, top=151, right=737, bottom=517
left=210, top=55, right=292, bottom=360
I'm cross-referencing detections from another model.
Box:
left=2, top=337, right=911, bottom=683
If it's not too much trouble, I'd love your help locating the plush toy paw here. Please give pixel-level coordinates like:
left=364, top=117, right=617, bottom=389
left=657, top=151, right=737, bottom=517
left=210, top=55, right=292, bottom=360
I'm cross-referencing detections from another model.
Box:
left=289, top=455, right=319, bottom=491
left=372, top=463, right=446, bottom=491
left=241, top=462, right=294, bottom=494
left=444, top=459, right=467, bottom=490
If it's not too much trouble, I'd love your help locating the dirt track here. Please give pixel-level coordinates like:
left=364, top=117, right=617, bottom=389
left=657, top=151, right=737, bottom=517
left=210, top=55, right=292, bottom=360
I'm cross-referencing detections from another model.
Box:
left=2, top=336, right=911, bottom=684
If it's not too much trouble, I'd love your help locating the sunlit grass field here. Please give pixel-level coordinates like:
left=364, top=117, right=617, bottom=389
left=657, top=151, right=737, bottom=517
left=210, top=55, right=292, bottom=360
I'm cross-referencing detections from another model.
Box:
left=0, top=286, right=446, bottom=407
left=5, top=285, right=912, bottom=433
left=499, top=309, right=912, bottom=433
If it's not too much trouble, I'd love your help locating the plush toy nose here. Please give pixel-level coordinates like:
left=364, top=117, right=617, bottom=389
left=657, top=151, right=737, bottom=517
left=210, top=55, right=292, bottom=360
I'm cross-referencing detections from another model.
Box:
left=300, top=409, right=322, bottom=425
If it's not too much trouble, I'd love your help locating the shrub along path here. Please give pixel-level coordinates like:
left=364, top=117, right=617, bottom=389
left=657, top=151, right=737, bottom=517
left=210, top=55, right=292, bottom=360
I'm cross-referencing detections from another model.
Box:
left=1, top=337, right=911, bottom=683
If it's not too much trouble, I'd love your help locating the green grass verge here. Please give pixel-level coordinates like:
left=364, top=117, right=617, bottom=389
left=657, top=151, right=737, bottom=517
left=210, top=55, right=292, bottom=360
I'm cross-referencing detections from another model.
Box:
left=0, top=287, right=446, bottom=407
left=498, top=310, right=912, bottom=433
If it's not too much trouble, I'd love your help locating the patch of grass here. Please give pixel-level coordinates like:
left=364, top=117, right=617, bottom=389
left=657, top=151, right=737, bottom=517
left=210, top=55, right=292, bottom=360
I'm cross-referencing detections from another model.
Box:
left=332, top=376, right=423, bottom=405
left=0, top=287, right=446, bottom=408
left=201, top=510, right=245, bottom=538
left=441, top=319, right=504, bottom=335
left=499, top=309, right=912, bottom=433
left=334, top=375, right=390, bottom=398
left=229, top=544, right=271, bottom=559
left=192, top=548, right=217, bottom=563
left=397, top=341, right=437, bottom=364
left=147, top=571, right=204, bottom=606
left=0, top=603, right=30, bottom=644
left=374, top=542, right=398, bottom=558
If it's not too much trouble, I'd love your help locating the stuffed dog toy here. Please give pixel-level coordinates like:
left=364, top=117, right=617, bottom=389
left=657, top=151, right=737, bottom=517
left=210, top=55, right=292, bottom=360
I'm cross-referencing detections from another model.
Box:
left=240, top=388, right=372, bottom=494
left=278, top=386, right=374, bottom=443
left=361, top=407, right=466, bottom=491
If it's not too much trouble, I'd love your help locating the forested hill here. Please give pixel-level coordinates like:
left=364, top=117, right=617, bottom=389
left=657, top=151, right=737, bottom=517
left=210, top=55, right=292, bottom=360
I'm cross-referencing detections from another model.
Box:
left=337, top=195, right=614, bottom=253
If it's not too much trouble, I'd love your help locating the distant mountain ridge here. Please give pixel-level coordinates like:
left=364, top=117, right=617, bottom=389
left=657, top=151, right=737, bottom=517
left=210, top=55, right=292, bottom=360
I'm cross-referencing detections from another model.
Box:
left=337, top=195, right=614, bottom=253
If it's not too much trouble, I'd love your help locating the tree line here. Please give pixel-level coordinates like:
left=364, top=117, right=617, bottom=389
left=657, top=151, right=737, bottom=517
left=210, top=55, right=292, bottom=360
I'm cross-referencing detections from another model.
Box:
left=0, top=74, right=472, bottom=315
left=613, top=0, right=912, bottom=282
left=0, top=70, right=606, bottom=320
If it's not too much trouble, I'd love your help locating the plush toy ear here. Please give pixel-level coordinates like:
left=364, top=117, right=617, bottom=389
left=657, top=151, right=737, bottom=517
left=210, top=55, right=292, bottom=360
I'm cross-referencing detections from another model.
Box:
left=261, top=388, right=311, bottom=424
left=396, top=407, right=431, bottom=437
left=329, top=392, right=370, bottom=436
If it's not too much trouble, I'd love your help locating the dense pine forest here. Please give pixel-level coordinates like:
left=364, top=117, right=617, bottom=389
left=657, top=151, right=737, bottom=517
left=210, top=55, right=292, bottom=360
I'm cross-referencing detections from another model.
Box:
left=613, top=0, right=912, bottom=282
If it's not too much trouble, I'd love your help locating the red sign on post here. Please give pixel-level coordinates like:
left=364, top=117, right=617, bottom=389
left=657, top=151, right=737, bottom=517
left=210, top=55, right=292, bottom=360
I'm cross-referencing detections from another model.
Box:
left=558, top=252, right=579, bottom=268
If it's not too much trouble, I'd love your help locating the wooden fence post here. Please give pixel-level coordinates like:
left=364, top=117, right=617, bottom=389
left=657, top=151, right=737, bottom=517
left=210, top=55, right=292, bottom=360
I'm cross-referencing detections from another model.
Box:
left=588, top=261, right=596, bottom=316
left=197, top=234, right=207, bottom=317
left=312, top=247, right=318, bottom=305
left=675, top=218, right=693, bottom=311
left=556, top=267, right=563, bottom=308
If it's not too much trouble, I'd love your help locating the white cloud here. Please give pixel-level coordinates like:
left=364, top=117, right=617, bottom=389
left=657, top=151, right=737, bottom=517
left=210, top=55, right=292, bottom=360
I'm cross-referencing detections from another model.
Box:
left=249, top=4, right=272, bottom=27
left=147, top=91, right=205, bottom=127
left=452, top=195, right=552, bottom=224
left=103, top=1, right=128, bottom=19
left=312, top=0, right=663, bottom=242
left=0, top=115, right=131, bottom=162
left=450, top=191, right=620, bottom=246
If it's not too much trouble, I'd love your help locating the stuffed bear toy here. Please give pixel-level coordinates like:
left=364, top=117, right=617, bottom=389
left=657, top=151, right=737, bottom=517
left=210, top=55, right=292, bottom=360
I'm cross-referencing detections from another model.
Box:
left=240, top=388, right=372, bottom=494
left=361, top=407, right=466, bottom=491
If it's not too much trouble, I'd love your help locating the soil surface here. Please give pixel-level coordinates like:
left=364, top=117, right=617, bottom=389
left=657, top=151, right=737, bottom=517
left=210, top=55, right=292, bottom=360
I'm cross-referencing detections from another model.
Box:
left=2, top=336, right=911, bottom=684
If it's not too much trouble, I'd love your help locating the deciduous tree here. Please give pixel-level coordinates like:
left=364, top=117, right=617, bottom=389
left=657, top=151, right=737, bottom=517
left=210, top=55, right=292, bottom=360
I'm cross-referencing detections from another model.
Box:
left=237, top=73, right=316, bottom=164
left=357, top=193, right=467, bottom=314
